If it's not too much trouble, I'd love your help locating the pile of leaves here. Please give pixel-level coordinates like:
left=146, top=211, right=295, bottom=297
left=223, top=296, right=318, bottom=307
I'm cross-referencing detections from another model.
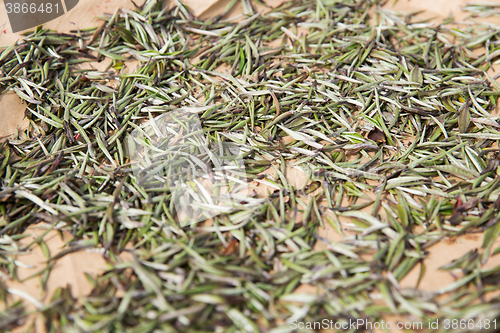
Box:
left=1, top=0, right=500, bottom=331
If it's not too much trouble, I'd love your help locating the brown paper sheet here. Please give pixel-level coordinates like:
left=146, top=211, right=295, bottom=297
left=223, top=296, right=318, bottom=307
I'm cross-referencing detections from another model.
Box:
left=0, top=91, right=29, bottom=139
left=1, top=0, right=500, bottom=332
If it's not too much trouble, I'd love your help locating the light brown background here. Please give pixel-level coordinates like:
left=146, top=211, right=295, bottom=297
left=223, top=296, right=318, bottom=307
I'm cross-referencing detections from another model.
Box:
left=1, top=1, right=500, bottom=332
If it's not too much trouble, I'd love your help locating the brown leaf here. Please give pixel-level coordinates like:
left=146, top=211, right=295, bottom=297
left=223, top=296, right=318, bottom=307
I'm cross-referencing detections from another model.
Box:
left=449, top=214, right=464, bottom=226
left=367, top=128, right=386, bottom=143
left=453, top=197, right=463, bottom=215
left=480, top=159, right=499, bottom=175
left=458, top=101, right=470, bottom=133
left=220, top=238, right=239, bottom=256
left=454, top=197, right=481, bottom=214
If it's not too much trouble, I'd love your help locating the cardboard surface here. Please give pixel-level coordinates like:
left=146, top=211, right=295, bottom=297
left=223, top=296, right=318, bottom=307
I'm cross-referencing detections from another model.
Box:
left=0, top=91, right=29, bottom=139
left=1, top=0, right=500, bottom=332
left=7, top=222, right=133, bottom=332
